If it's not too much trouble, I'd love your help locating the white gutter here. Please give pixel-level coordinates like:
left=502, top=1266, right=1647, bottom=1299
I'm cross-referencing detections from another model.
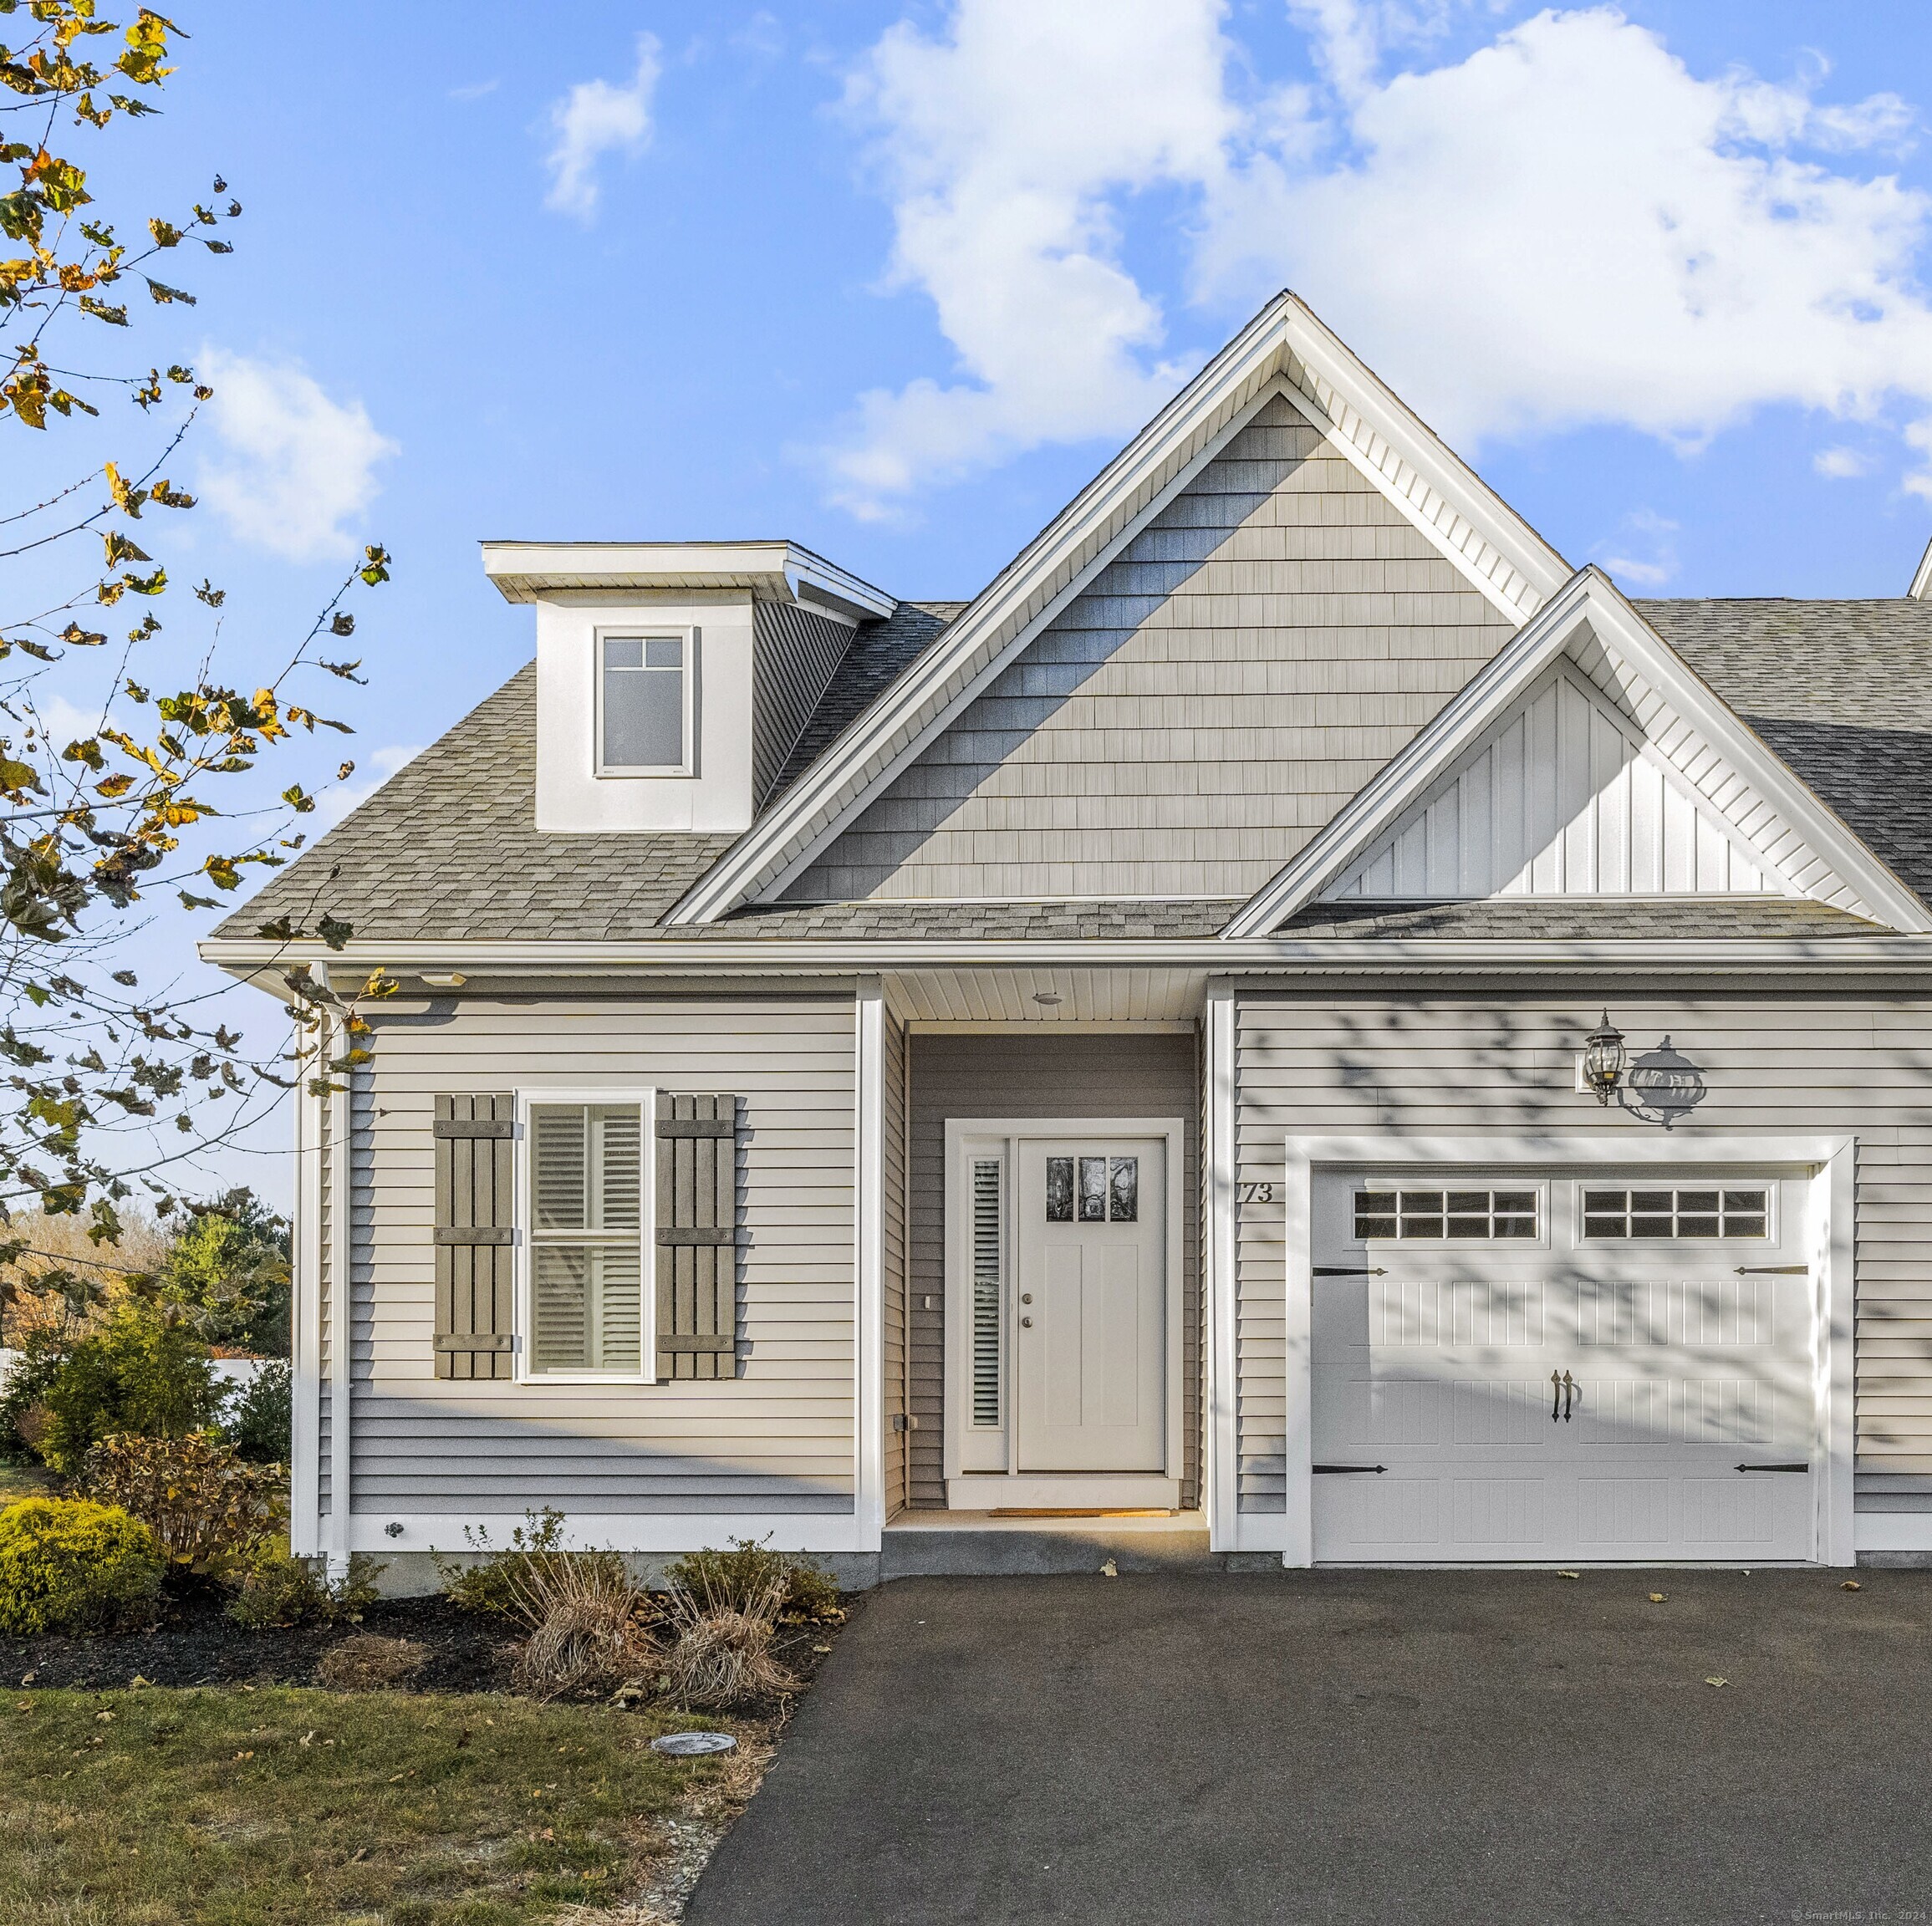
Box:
left=199, top=934, right=1932, bottom=978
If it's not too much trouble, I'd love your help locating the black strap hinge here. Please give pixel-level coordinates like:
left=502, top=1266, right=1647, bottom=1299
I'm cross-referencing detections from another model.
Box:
left=435, top=1225, right=517, bottom=1246
left=1313, top=1463, right=1387, bottom=1475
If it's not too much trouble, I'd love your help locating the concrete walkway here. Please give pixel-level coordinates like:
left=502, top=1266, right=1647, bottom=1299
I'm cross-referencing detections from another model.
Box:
left=686, top=1568, right=1932, bottom=1925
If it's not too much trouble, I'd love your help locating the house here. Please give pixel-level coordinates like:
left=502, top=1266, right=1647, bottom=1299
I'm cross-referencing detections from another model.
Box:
left=202, top=292, right=1932, bottom=1584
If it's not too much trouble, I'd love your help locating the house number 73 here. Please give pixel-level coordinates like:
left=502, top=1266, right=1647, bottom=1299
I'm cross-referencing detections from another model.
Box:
left=1237, top=1182, right=1276, bottom=1205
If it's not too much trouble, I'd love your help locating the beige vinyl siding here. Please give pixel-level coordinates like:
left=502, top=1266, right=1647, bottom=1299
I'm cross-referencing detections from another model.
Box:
left=348, top=995, right=857, bottom=1516
left=1231, top=991, right=1932, bottom=1514
left=790, top=391, right=1517, bottom=903
left=752, top=601, right=852, bottom=808
left=882, top=1007, right=909, bottom=1516
left=907, top=1031, right=1201, bottom=1511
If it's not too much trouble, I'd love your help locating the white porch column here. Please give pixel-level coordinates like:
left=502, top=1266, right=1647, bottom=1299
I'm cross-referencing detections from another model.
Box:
left=1204, top=982, right=1241, bottom=1552
left=854, top=979, right=887, bottom=1552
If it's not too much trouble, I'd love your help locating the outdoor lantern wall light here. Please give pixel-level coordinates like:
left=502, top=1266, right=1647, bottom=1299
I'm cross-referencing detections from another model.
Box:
left=1580, top=1011, right=1628, bottom=1104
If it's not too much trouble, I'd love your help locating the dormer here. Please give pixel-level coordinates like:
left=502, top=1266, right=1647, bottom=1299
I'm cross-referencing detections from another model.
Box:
left=482, top=540, right=895, bottom=833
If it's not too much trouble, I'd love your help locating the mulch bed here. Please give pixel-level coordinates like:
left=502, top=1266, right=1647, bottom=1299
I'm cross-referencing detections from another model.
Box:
left=9, top=1587, right=855, bottom=1701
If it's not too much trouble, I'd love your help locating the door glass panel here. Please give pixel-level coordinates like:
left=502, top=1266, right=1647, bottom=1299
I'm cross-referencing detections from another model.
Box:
left=1109, top=1157, right=1138, bottom=1223
left=1078, top=1157, right=1108, bottom=1222
left=1044, top=1157, right=1074, bottom=1223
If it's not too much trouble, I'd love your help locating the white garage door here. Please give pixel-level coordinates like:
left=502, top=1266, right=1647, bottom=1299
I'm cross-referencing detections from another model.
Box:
left=1311, top=1169, right=1816, bottom=1562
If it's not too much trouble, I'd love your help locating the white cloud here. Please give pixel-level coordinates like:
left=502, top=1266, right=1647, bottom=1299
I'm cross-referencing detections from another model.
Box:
left=1594, top=507, right=1678, bottom=587
left=831, top=1, right=1932, bottom=516
left=195, top=350, right=396, bottom=563
left=450, top=78, right=500, bottom=103
left=543, top=33, right=660, bottom=222
left=1198, top=6, right=1932, bottom=454
left=824, top=0, right=1239, bottom=516
left=1814, top=445, right=1874, bottom=478
left=316, top=743, right=424, bottom=828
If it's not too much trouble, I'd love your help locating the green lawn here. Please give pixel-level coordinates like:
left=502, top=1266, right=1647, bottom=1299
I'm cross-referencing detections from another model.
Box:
left=0, top=1683, right=740, bottom=1924
left=0, top=1460, right=58, bottom=1503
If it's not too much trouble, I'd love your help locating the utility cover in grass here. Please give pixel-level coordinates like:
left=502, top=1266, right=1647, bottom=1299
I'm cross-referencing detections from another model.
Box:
left=653, top=1731, right=737, bottom=1756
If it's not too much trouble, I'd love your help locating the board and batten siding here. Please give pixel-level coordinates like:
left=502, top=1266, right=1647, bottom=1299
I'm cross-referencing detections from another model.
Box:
left=751, top=600, right=853, bottom=808
left=907, top=1030, right=1202, bottom=1510
left=788, top=390, right=1517, bottom=904
left=1231, top=991, right=1932, bottom=1516
left=345, top=995, right=858, bottom=1517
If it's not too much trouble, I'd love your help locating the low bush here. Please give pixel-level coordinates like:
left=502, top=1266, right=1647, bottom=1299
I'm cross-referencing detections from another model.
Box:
left=226, top=1549, right=383, bottom=1630
left=665, top=1536, right=841, bottom=1622
left=0, top=1495, right=163, bottom=1634
left=222, top=1358, right=292, bottom=1464
left=78, top=1431, right=287, bottom=1577
left=438, top=1508, right=616, bottom=1623
left=18, top=1305, right=222, bottom=1475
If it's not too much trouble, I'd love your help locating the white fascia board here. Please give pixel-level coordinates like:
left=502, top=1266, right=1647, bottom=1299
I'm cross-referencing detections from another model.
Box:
left=480, top=540, right=895, bottom=619
left=1282, top=298, right=1569, bottom=617
left=1224, top=566, right=1932, bottom=939
left=199, top=932, right=1932, bottom=978
left=665, top=289, right=1575, bottom=928
left=1910, top=534, right=1932, bottom=602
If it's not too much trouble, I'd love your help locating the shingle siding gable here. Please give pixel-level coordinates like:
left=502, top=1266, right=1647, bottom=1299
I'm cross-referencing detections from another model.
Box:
left=784, top=392, right=1519, bottom=904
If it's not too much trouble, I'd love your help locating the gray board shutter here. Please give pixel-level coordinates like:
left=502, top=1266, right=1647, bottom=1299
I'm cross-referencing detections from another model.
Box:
left=655, top=1093, right=739, bottom=1380
left=434, top=1093, right=517, bottom=1379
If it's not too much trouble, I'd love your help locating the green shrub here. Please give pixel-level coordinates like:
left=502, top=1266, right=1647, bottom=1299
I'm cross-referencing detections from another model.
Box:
left=78, top=1431, right=287, bottom=1577
left=664, top=1536, right=841, bottom=1621
left=227, top=1550, right=383, bottom=1630
left=222, top=1358, right=292, bottom=1464
left=0, top=1328, right=74, bottom=1462
left=0, top=1495, right=163, bottom=1634
left=27, top=1304, right=222, bottom=1474
left=436, top=1509, right=634, bottom=1629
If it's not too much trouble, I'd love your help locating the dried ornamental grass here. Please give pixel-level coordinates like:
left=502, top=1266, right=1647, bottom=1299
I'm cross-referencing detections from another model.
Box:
left=658, top=1567, right=796, bottom=1711
left=316, top=1633, right=428, bottom=1690
left=495, top=1546, right=657, bottom=1701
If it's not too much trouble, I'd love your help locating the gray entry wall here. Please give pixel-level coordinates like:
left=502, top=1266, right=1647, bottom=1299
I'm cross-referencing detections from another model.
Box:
left=904, top=1030, right=1202, bottom=1512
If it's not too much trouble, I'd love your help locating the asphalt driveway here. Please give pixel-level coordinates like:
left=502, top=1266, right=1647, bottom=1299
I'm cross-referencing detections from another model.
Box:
left=686, top=1568, right=1932, bottom=1925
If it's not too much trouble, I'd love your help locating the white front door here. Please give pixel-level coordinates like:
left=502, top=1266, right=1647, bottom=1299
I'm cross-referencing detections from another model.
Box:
left=1311, top=1169, right=1816, bottom=1562
left=1013, top=1138, right=1166, bottom=1471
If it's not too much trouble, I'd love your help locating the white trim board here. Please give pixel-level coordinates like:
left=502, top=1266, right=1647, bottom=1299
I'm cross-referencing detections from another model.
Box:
left=350, top=1512, right=878, bottom=1557
left=1269, top=1134, right=1857, bottom=1570
left=1225, top=568, right=1932, bottom=937
left=665, top=290, right=1571, bottom=926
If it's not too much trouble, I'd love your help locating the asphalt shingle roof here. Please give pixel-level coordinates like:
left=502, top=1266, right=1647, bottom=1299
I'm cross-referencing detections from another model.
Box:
left=1638, top=598, right=1932, bottom=903
left=216, top=594, right=1932, bottom=948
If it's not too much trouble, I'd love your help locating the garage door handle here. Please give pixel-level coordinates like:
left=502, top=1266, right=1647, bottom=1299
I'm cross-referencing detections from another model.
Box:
left=1313, top=1464, right=1387, bottom=1475
left=1735, top=1462, right=1810, bottom=1473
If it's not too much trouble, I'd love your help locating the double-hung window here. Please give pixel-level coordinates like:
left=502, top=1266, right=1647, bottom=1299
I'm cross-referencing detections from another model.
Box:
left=528, top=1101, right=646, bottom=1375
left=599, top=631, right=691, bottom=774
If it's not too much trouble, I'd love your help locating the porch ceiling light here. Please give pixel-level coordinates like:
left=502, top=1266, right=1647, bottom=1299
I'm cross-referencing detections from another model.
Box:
left=1032, top=991, right=1062, bottom=1006
left=1581, top=1010, right=1627, bottom=1105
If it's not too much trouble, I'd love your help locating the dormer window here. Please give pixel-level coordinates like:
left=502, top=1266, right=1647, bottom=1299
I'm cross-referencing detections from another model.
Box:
left=599, top=629, right=693, bottom=775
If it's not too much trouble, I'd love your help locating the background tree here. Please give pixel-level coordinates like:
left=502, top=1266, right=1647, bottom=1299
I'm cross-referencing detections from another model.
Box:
left=0, top=2, right=388, bottom=1328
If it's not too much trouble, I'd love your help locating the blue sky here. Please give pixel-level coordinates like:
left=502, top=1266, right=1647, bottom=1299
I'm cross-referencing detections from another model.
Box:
left=35, top=0, right=1932, bottom=1205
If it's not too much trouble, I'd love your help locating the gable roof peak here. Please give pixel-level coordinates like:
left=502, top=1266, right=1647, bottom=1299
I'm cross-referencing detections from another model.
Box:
left=666, top=291, right=1572, bottom=925
left=1224, top=566, right=1932, bottom=937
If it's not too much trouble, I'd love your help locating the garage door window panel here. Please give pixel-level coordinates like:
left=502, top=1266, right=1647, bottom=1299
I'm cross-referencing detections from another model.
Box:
left=1354, top=1188, right=1540, bottom=1242
left=1582, top=1187, right=1770, bottom=1241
